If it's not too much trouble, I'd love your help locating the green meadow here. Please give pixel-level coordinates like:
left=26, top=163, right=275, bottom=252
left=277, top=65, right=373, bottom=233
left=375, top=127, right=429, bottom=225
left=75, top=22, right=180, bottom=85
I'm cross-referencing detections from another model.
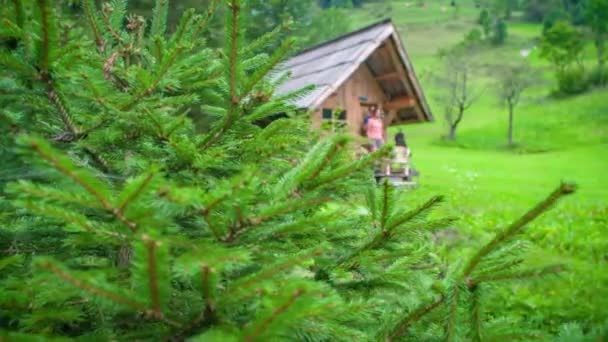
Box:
left=349, top=0, right=608, bottom=329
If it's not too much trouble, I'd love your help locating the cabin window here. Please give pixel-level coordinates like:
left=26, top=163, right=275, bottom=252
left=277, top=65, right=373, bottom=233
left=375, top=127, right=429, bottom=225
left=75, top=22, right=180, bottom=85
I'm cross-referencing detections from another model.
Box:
left=321, top=108, right=347, bottom=132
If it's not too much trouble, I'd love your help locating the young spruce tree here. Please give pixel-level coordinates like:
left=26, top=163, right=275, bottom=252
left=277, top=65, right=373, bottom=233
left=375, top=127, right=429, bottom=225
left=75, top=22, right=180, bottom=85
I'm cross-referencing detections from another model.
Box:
left=1, top=0, right=576, bottom=341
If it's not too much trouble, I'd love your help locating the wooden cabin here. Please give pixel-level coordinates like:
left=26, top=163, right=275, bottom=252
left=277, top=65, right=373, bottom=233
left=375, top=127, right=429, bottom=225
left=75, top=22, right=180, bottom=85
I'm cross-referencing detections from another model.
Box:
left=274, top=19, right=433, bottom=139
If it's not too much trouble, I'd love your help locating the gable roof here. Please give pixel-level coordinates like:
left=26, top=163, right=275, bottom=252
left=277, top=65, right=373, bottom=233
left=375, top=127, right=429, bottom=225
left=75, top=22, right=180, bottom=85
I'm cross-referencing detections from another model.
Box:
left=274, top=19, right=433, bottom=122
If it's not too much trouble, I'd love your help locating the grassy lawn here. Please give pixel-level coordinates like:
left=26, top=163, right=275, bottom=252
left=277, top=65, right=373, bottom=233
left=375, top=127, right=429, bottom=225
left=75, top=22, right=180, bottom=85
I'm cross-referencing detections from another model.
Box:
left=346, top=0, right=608, bottom=329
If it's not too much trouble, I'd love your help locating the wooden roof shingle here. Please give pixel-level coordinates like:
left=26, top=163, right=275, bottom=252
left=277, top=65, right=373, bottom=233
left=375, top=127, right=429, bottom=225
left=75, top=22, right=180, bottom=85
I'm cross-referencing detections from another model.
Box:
left=273, top=19, right=433, bottom=122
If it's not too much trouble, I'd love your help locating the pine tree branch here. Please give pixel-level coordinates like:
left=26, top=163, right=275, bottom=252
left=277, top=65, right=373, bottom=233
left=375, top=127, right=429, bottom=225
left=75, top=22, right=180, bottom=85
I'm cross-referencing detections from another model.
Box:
left=248, top=197, right=332, bottom=226
left=151, top=0, right=169, bottom=37
left=82, top=145, right=112, bottom=174
left=387, top=296, right=445, bottom=341
left=446, top=284, right=460, bottom=342
left=175, top=265, right=216, bottom=338
left=486, top=334, right=545, bottom=341
left=386, top=196, right=444, bottom=232
left=470, top=285, right=482, bottom=342
left=472, top=258, right=524, bottom=278
left=244, top=288, right=304, bottom=342
left=306, top=146, right=392, bottom=191
left=225, top=197, right=332, bottom=242
left=15, top=184, right=103, bottom=209
left=341, top=192, right=436, bottom=265
left=469, top=265, right=564, bottom=286
left=45, top=82, right=80, bottom=135
left=391, top=217, right=458, bottom=238
left=39, top=260, right=145, bottom=311
left=10, top=0, right=24, bottom=29
left=82, top=0, right=104, bottom=51
left=20, top=201, right=126, bottom=239
left=36, top=0, right=50, bottom=71
left=101, top=6, right=124, bottom=44
left=29, top=139, right=138, bottom=232
left=117, top=172, right=155, bottom=213
left=191, top=0, right=220, bottom=44
left=143, top=235, right=162, bottom=318
left=462, top=183, right=575, bottom=278
left=122, top=46, right=186, bottom=110
left=240, top=38, right=294, bottom=101
left=380, top=180, right=390, bottom=230
left=230, top=249, right=323, bottom=294
left=200, top=211, right=223, bottom=241
left=201, top=265, right=214, bottom=316
left=304, top=142, right=343, bottom=182
left=228, top=0, right=240, bottom=104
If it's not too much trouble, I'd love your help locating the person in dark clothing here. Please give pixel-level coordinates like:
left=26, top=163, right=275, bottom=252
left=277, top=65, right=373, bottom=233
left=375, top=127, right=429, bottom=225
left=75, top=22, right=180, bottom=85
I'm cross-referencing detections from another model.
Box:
left=395, top=130, right=407, bottom=147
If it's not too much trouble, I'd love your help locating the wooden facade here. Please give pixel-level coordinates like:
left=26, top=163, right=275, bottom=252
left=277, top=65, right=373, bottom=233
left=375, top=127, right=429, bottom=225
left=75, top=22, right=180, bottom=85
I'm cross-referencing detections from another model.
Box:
left=311, top=63, right=387, bottom=134
left=275, top=19, right=433, bottom=138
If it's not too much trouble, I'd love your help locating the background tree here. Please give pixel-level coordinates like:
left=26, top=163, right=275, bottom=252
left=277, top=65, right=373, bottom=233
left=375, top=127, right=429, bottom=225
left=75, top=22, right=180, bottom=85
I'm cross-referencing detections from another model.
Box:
left=539, top=20, right=587, bottom=94
left=522, top=0, right=563, bottom=22
left=496, top=63, right=534, bottom=146
left=584, top=0, right=608, bottom=67
left=492, top=17, right=508, bottom=45
left=435, top=46, right=483, bottom=140
left=478, top=8, right=492, bottom=38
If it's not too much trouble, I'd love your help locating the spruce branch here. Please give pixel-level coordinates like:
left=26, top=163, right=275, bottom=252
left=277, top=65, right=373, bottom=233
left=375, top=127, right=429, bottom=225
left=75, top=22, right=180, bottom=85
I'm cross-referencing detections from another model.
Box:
left=243, top=288, right=305, bottom=342
left=191, top=0, right=221, bottom=44
left=116, top=171, right=156, bottom=213
left=45, top=84, right=80, bottom=136
left=122, top=45, right=186, bottom=110
left=12, top=182, right=103, bottom=209
left=82, top=0, right=104, bottom=51
left=150, top=0, right=168, bottom=38
left=386, top=296, right=445, bottom=341
left=28, top=138, right=138, bottom=232
left=201, top=211, right=223, bottom=241
left=306, top=145, right=392, bottom=191
left=230, top=249, right=323, bottom=294
left=446, top=284, right=461, bottom=342
left=176, top=265, right=216, bottom=338
left=380, top=179, right=391, bottom=230
left=386, top=196, right=444, bottom=232
left=101, top=5, right=125, bottom=44
left=469, top=265, right=565, bottom=286
left=240, top=37, right=295, bottom=101
left=462, top=183, right=575, bottom=278
left=485, top=334, right=545, bottom=341
left=470, top=285, right=482, bottom=342
left=242, top=23, right=285, bottom=56
left=228, top=0, right=240, bottom=104
left=19, top=201, right=126, bottom=239
left=170, top=9, right=195, bottom=46
left=391, top=217, right=458, bottom=238
left=142, top=235, right=162, bottom=318
left=38, top=260, right=145, bottom=311
left=36, top=0, right=51, bottom=71
left=10, top=0, right=24, bottom=29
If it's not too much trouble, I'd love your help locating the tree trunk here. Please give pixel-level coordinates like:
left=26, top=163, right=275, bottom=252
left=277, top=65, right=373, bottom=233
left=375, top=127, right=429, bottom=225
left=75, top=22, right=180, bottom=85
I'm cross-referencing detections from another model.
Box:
left=507, top=102, right=514, bottom=146
left=448, top=124, right=457, bottom=140
left=597, top=36, right=605, bottom=68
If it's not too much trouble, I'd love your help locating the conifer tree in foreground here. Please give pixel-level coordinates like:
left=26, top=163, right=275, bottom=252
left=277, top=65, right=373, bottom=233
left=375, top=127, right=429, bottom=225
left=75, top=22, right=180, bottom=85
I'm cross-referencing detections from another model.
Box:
left=1, top=0, right=577, bottom=340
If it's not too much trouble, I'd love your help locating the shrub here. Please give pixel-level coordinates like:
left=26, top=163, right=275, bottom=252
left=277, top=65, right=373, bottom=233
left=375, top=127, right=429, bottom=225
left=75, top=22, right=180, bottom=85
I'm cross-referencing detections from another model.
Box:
left=556, top=68, right=590, bottom=96
left=588, top=66, right=608, bottom=87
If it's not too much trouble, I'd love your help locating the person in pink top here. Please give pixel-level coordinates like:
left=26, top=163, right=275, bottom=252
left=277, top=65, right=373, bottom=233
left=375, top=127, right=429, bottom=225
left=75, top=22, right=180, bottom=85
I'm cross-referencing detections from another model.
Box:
left=364, top=107, right=385, bottom=152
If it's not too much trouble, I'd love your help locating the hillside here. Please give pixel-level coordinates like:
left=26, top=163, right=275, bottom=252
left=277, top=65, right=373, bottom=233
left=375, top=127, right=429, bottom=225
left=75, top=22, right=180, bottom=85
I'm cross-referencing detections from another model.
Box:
left=345, top=0, right=608, bottom=333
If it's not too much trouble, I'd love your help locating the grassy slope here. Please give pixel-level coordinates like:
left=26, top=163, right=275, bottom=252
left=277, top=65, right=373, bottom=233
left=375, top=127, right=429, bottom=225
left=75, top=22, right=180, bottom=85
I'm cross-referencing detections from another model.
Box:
left=348, top=0, right=608, bottom=330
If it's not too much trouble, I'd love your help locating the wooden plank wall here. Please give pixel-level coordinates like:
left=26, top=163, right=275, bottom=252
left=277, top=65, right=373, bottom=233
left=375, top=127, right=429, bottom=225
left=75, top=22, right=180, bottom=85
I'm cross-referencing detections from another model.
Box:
left=313, top=64, right=387, bottom=135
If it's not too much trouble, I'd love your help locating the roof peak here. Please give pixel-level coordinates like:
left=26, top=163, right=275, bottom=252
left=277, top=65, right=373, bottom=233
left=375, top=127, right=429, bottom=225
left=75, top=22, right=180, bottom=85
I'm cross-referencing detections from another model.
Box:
left=293, top=18, right=394, bottom=57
